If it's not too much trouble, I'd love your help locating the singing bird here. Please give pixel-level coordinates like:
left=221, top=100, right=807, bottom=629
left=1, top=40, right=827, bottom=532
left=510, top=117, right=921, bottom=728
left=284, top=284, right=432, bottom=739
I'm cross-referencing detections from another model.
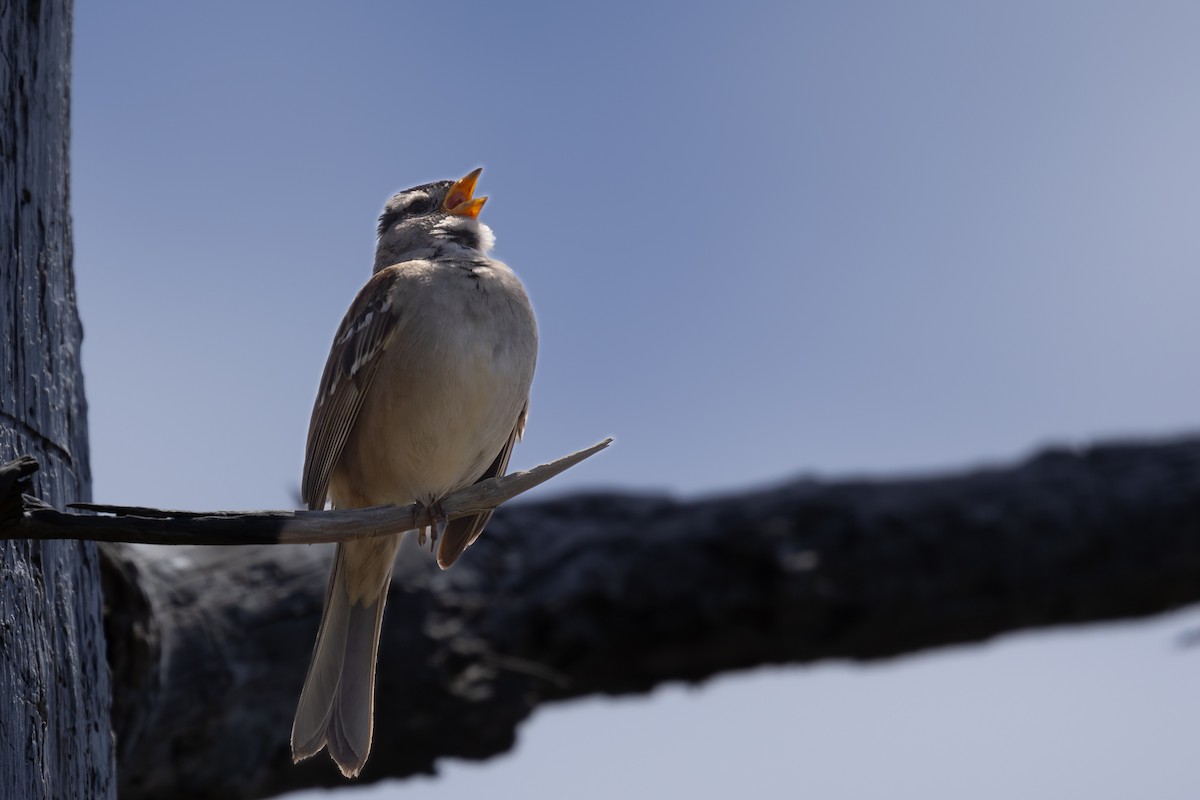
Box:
left=291, top=169, right=538, bottom=777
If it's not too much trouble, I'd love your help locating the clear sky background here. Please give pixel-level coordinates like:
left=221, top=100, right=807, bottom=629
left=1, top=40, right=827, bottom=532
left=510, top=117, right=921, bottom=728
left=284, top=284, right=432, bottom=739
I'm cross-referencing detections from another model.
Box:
left=71, top=2, right=1200, bottom=798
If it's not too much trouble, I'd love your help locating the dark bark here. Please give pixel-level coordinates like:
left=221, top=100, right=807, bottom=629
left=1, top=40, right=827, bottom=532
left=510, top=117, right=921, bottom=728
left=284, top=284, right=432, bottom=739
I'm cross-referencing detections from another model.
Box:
left=106, top=434, right=1200, bottom=799
left=0, top=0, right=115, bottom=797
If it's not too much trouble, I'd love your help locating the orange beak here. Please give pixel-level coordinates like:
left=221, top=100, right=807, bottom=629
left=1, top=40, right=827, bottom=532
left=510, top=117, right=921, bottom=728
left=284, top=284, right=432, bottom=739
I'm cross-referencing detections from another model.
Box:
left=442, top=167, right=488, bottom=219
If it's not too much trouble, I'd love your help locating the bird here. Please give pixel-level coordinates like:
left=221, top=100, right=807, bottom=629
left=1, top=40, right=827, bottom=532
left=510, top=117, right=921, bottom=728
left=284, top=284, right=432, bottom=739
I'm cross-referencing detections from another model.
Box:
left=290, top=168, right=538, bottom=777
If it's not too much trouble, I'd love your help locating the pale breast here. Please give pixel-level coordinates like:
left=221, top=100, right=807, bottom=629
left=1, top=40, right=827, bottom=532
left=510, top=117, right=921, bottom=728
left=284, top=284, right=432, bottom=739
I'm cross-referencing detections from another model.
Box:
left=329, top=259, right=537, bottom=508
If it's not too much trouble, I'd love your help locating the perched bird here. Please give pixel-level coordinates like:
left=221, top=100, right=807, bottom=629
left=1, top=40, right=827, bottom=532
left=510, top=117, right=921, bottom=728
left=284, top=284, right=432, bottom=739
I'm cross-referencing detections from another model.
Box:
left=291, top=168, right=538, bottom=777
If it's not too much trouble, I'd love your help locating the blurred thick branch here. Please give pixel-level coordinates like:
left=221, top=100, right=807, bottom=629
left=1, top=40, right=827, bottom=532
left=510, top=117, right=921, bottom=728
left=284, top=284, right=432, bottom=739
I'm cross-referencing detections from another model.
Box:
left=88, top=434, right=1200, bottom=799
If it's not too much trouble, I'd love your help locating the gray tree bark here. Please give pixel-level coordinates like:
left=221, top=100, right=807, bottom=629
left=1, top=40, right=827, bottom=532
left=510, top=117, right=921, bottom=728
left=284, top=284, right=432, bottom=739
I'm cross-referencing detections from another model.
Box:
left=0, top=0, right=114, bottom=797
left=105, top=435, right=1200, bottom=800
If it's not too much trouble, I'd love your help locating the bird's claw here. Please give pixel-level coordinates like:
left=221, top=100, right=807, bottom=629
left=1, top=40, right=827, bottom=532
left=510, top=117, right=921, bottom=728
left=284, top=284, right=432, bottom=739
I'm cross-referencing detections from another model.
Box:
left=418, top=500, right=448, bottom=551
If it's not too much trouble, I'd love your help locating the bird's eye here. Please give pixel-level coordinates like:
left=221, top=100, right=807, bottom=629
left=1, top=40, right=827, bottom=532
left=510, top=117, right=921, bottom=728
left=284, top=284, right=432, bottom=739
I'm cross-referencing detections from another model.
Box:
left=378, top=191, right=437, bottom=235
left=404, top=195, right=433, bottom=215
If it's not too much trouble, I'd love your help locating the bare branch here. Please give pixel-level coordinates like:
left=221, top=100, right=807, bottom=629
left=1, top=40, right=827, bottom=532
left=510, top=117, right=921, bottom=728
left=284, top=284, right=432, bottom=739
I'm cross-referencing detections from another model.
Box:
left=0, top=439, right=612, bottom=546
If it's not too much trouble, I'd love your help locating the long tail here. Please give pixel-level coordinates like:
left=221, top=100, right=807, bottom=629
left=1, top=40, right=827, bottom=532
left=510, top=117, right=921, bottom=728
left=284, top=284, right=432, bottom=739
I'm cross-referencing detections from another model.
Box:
left=292, top=535, right=401, bottom=777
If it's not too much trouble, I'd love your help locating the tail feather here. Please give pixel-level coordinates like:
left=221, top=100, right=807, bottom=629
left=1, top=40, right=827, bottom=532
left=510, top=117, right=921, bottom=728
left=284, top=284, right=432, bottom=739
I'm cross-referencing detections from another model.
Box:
left=292, top=539, right=398, bottom=777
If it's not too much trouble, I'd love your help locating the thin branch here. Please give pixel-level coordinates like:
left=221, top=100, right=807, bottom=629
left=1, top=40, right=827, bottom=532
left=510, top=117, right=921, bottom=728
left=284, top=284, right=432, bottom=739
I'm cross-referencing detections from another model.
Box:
left=0, top=439, right=612, bottom=546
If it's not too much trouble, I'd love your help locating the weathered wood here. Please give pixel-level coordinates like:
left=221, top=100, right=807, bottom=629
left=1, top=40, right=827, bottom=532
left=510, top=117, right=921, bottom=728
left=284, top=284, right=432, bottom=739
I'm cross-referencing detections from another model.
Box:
left=107, top=434, right=1200, bottom=799
left=0, top=1, right=116, bottom=797
left=0, top=438, right=612, bottom=545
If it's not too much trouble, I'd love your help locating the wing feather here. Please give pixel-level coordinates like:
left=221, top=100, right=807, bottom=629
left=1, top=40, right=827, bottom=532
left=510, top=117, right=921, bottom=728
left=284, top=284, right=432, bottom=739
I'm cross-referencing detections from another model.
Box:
left=302, top=268, right=403, bottom=510
left=436, top=403, right=528, bottom=569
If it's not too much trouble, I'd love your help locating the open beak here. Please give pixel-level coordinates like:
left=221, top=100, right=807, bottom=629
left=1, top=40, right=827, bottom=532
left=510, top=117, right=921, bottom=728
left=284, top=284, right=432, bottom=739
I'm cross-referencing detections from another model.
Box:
left=442, top=167, right=488, bottom=219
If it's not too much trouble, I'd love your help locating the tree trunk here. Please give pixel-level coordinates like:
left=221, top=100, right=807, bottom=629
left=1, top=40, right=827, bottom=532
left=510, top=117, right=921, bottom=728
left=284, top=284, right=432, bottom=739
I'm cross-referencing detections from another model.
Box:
left=0, top=0, right=114, bottom=797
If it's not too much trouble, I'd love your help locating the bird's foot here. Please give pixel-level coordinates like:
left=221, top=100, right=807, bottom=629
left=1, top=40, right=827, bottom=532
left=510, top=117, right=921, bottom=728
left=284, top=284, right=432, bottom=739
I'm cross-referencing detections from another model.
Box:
left=430, top=500, right=448, bottom=550
left=418, top=500, right=449, bottom=551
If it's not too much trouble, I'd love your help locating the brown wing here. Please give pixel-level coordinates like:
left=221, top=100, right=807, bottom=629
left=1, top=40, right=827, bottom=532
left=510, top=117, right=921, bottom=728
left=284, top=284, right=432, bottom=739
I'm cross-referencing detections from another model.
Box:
left=302, top=269, right=402, bottom=510
left=436, top=403, right=528, bottom=569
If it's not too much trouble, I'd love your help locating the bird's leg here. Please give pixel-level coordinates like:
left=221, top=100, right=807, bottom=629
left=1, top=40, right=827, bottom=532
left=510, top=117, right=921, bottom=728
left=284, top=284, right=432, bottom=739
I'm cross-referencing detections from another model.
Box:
left=416, top=500, right=449, bottom=552
left=429, top=500, right=448, bottom=550
left=416, top=500, right=429, bottom=547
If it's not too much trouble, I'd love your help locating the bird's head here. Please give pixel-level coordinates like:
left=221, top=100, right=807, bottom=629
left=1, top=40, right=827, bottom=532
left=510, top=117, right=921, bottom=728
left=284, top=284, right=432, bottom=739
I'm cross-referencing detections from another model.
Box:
left=373, top=168, right=496, bottom=270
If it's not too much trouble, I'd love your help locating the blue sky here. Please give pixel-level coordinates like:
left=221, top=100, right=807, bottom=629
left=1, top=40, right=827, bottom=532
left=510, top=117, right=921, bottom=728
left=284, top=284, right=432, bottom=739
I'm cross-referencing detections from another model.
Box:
left=71, top=2, right=1200, bottom=798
